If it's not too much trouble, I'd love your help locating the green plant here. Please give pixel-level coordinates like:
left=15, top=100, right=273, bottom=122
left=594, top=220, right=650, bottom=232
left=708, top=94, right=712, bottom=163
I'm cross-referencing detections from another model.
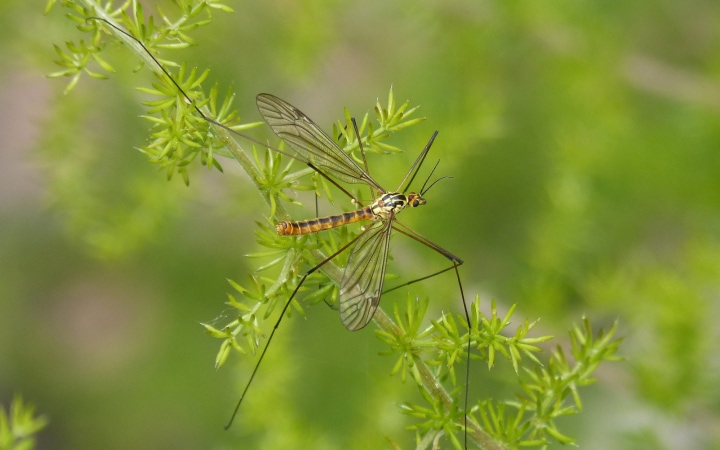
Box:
left=0, top=396, right=47, bottom=450
left=46, top=1, right=622, bottom=448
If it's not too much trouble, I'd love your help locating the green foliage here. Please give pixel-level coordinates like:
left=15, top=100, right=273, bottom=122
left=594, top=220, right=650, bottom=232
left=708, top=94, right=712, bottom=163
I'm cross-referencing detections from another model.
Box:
left=0, top=396, right=47, bottom=450
left=47, top=0, right=244, bottom=184
left=47, top=1, right=624, bottom=449
left=381, top=299, right=621, bottom=449
left=41, top=0, right=244, bottom=258
left=48, top=0, right=427, bottom=189
left=505, top=319, right=622, bottom=447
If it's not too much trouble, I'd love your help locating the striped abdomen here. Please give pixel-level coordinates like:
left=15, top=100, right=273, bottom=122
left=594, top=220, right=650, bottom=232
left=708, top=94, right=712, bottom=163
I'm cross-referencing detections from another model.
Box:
left=276, top=192, right=426, bottom=236
left=276, top=208, right=375, bottom=235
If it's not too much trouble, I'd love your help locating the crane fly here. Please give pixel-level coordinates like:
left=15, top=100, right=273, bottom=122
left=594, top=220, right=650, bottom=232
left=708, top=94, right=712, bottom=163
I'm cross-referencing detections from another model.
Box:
left=85, top=17, right=472, bottom=448
left=257, top=93, right=464, bottom=331
left=226, top=94, right=470, bottom=443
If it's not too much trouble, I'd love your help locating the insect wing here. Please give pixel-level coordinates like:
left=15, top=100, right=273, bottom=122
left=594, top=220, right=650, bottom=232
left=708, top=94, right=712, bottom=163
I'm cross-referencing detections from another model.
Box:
left=256, top=94, right=384, bottom=192
left=339, top=219, right=393, bottom=330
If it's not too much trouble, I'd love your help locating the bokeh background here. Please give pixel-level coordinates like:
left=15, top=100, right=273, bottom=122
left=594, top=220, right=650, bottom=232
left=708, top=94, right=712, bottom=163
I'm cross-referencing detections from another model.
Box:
left=2, top=0, right=720, bottom=448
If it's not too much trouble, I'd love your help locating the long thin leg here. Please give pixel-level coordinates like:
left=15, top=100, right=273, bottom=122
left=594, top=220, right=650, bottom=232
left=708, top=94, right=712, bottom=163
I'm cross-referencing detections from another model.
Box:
left=380, top=263, right=458, bottom=296
left=224, top=224, right=377, bottom=429
left=386, top=222, right=470, bottom=448
left=397, top=131, right=438, bottom=194
left=88, top=17, right=378, bottom=194
left=350, top=118, right=377, bottom=202
left=308, top=162, right=364, bottom=207
left=382, top=263, right=471, bottom=447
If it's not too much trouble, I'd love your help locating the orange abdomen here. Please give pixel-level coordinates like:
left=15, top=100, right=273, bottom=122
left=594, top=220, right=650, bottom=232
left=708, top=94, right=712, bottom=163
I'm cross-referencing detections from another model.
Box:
left=276, top=207, right=374, bottom=235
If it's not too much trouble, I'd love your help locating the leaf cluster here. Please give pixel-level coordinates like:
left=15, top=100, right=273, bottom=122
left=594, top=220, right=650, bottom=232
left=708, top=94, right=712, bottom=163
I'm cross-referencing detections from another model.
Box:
left=0, top=396, right=47, bottom=450
left=476, top=318, right=622, bottom=448
left=48, top=0, right=238, bottom=185
left=379, top=298, right=621, bottom=449
left=49, top=2, right=624, bottom=449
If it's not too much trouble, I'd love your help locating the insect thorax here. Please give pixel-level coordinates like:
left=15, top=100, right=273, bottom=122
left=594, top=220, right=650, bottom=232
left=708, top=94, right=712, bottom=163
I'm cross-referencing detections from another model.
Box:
left=370, top=192, right=427, bottom=220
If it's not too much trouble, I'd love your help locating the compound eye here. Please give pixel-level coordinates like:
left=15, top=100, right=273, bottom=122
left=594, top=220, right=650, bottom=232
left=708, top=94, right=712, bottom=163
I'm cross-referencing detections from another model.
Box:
left=412, top=199, right=420, bottom=207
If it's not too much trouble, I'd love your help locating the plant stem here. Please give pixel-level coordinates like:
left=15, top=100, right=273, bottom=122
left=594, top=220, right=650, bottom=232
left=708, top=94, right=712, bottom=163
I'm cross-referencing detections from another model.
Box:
left=79, top=2, right=496, bottom=447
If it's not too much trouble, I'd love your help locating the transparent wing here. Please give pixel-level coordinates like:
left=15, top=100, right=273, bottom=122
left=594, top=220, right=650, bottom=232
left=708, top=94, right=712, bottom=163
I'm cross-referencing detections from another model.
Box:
left=257, top=93, right=384, bottom=192
left=339, top=219, right=393, bottom=330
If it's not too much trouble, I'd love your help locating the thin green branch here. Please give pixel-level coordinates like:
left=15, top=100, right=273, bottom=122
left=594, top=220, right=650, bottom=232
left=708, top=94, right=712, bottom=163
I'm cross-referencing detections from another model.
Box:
left=64, top=4, right=481, bottom=445
left=49, top=2, right=624, bottom=449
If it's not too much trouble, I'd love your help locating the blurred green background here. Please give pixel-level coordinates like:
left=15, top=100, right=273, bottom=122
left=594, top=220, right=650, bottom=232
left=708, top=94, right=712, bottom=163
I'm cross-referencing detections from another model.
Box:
left=2, top=0, right=720, bottom=448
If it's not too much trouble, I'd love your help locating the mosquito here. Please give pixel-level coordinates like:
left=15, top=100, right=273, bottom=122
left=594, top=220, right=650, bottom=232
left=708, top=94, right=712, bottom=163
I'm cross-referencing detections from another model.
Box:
left=87, top=17, right=472, bottom=448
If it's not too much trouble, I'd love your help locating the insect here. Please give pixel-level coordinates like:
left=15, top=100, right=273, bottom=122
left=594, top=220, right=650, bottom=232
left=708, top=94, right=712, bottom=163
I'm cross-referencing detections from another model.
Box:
left=257, top=93, right=464, bottom=330
left=86, top=17, right=472, bottom=448
left=227, top=94, right=472, bottom=447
